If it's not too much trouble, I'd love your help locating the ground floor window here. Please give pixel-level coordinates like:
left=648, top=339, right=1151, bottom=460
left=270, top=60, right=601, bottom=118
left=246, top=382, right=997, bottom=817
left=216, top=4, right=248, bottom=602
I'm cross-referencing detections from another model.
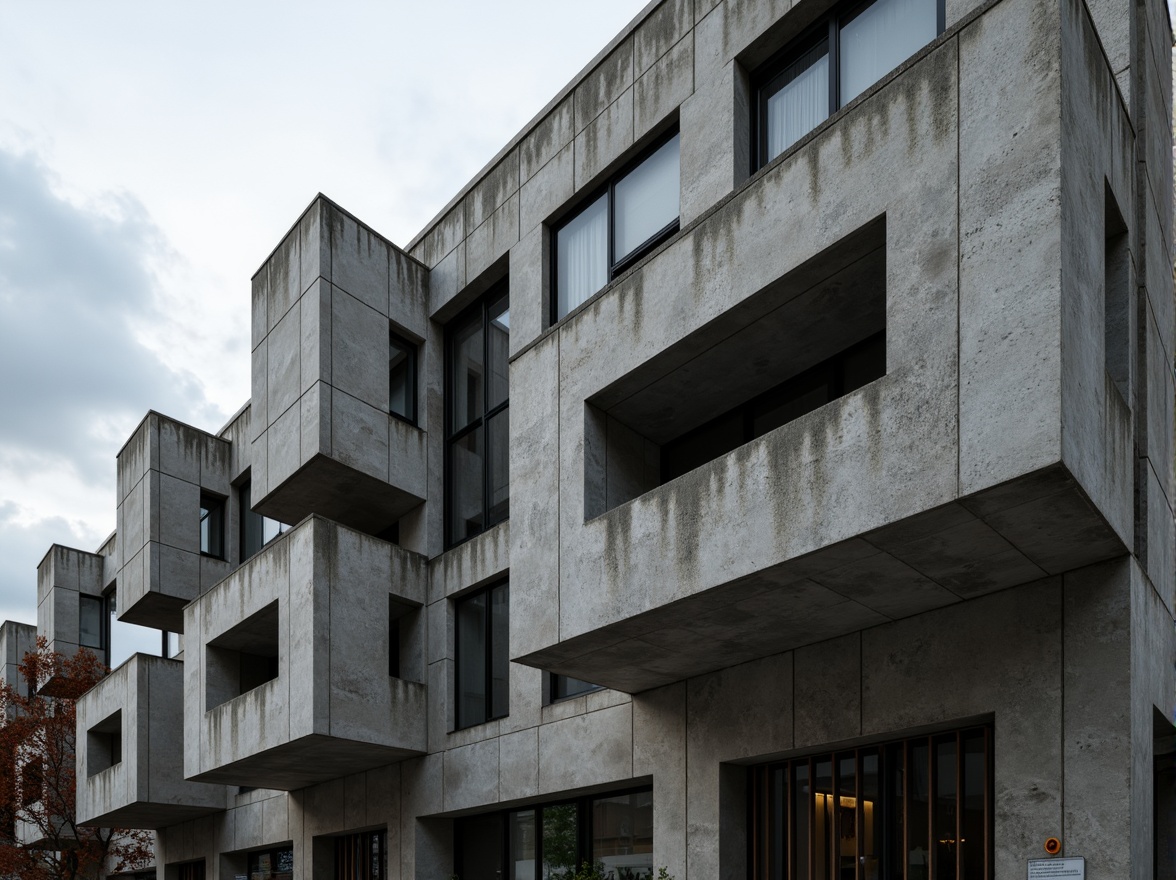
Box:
left=749, top=726, right=991, bottom=880
left=248, top=847, right=293, bottom=880
left=455, top=788, right=653, bottom=879
left=176, top=863, right=205, bottom=880
left=335, top=829, right=387, bottom=879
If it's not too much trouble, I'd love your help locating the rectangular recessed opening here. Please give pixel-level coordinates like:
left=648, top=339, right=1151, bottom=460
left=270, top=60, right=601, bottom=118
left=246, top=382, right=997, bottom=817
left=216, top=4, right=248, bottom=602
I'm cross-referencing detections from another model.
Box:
left=585, top=216, right=887, bottom=517
left=1104, top=182, right=1130, bottom=405
left=205, top=600, right=280, bottom=711
left=87, top=709, right=122, bottom=777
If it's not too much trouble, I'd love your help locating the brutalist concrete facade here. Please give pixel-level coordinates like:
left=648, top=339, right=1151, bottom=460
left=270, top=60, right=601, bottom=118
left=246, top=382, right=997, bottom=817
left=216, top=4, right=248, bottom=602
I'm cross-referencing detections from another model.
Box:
left=4, top=0, right=1169, bottom=876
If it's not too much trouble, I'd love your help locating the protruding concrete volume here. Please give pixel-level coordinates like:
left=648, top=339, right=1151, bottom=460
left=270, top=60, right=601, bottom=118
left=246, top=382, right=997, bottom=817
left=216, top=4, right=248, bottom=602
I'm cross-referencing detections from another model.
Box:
left=75, top=654, right=225, bottom=828
left=183, top=515, right=427, bottom=790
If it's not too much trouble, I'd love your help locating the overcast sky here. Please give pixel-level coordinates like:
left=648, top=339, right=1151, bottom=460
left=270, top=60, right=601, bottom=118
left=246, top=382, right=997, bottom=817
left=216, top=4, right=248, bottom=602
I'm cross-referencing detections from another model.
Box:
left=0, top=0, right=649, bottom=663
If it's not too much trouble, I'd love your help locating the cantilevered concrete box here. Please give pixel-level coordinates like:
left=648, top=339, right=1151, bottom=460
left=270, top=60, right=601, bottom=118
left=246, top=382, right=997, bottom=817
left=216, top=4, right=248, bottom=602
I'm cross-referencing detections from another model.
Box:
left=250, top=196, right=430, bottom=535
left=116, top=411, right=233, bottom=632
left=514, top=17, right=1152, bottom=692
left=76, top=654, right=224, bottom=828
left=36, top=545, right=107, bottom=693
left=184, top=516, right=427, bottom=790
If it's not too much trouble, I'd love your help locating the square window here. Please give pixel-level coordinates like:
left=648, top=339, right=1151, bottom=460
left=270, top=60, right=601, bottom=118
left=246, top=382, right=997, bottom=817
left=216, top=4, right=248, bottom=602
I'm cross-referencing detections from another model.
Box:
left=454, top=581, right=509, bottom=729
left=79, top=593, right=105, bottom=651
left=755, top=0, right=943, bottom=168
left=553, top=131, right=680, bottom=322
left=199, top=494, right=225, bottom=559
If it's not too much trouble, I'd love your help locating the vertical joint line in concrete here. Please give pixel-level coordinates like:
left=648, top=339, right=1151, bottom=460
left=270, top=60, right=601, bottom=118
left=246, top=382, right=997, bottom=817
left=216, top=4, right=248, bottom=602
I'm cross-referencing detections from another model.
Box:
left=955, top=32, right=962, bottom=497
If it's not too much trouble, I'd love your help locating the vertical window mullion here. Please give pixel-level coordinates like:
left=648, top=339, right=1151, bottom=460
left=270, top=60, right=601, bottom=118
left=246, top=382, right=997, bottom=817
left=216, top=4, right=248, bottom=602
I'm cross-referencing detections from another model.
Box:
left=956, top=731, right=963, bottom=880
left=607, top=183, right=616, bottom=277
left=809, top=757, right=816, bottom=880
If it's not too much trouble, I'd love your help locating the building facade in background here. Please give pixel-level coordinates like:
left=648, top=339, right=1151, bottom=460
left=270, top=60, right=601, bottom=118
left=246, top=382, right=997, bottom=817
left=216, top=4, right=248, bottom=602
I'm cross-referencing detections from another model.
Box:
left=7, top=0, right=1176, bottom=876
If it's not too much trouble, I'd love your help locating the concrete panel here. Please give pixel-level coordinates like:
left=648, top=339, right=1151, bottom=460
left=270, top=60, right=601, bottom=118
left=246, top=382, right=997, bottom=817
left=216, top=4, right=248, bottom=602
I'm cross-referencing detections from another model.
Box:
left=634, top=33, right=694, bottom=141
left=576, top=36, right=635, bottom=132
left=466, top=194, right=519, bottom=283
left=328, top=207, right=390, bottom=316
left=509, top=227, right=546, bottom=357
left=498, top=727, right=539, bottom=803
left=463, top=150, right=520, bottom=234
left=959, top=0, right=1063, bottom=493
left=300, top=279, right=331, bottom=394
left=575, top=87, right=636, bottom=188
left=635, top=0, right=693, bottom=75
left=520, top=142, right=574, bottom=238
left=520, top=96, right=575, bottom=183
left=443, top=738, right=499, bottom=812
left=331, top=391, right=390, bottom=483
left=331, top=287, right=389, bottom=411
left=793, top=633, right=861, bottom=749
left=538, top=703, right=633, bottom=793
left=267, top=302, right=301, bottom=425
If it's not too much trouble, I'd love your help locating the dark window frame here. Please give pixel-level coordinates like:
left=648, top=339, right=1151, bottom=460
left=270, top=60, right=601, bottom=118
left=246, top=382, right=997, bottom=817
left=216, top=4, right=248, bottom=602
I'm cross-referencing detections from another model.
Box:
left=753, top=0, right=946, bottom=171
left=389, top=328, right=418, bottom=426
left=444, top=281, right=510, bottom=550
left=335, top=829, right=387, bottom=880
left=238, top=480, right=290, bottom=562
left=550, top=127, right=681, bottom=324
left=199, top=493, right=226, bottom=560
left=78, top=593, right=107, bottom=658
left=455, top=785, right=654, bottom=880
left=748, top=725, right=993, bottom=880
left=548, top=672, right=603, bottom=703
left=453, top=579, right=509, bottom=731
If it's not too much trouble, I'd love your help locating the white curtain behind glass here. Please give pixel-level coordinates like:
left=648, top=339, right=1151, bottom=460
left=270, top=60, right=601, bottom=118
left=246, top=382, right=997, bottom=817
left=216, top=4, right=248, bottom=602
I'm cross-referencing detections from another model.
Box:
left=557, top=194, right=609, bottom=319
left=614, top=133, right=680, bottom=259
left=840, top=0, right=937, bottom=104
left=767, top=53, right=829, bottom=161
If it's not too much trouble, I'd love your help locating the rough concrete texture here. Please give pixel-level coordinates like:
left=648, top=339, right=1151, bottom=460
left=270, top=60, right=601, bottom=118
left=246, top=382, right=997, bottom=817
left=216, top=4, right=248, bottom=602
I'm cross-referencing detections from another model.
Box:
left=184, top=516, right=427, bottom=790
left=36, top=544, right=106, bottom=692
left=115, top=411, right=232, bottom=632
left=19, top=0, right=1169, bottom=874
left=76, top=654, right=225, bottom=828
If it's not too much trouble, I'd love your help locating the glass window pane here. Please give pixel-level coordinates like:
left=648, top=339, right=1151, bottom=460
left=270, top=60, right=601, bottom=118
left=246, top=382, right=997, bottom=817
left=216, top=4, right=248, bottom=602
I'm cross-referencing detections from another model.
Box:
left=551, top=674, right=601, bottom=701
left=861, top=751, right=883, bottom=880
left=449, top=429, right=484, bottom=543
left=593, top=791, right=653, bottom=877
left=839, top=0, right=938, bottom=105
left=885, top=743, right=906, bottom=880
left=909, top=740, right=930, bottom=880
left=262, top=516, right=288, bottom=546
left=450, top=312, right=484, bottom=433
left=456, top=813, right=504, bottom=880
left=456, top=592, right=487, bottom=729
left=614, top=134, right=680, bottom=260
left=814, top=757, right=833, bottom=880
left=490, top=583, right=509, bottom=720
left=933, top=735, right=957, bottom=880
left=389, top=333, right=415, bottom=421
left=792, top=761, right=810, bottom=880
left=541, top=803, right=579, bottom=878
left=557, top=194, right=609, bottom=320
left=837, top=754, right=857, bottom=880
left=510, top=810, right=537, bottom=880
left=79, top=595, right=103, bottom=650
left=487, top=294, right=510, bottom=411
left=960, top=731, right=986, bottom=880
left=487, top=409, right=509, bottom=526
left=766, top=44, right=829, bottom=161
left=200, top=497, right=223, bottom=558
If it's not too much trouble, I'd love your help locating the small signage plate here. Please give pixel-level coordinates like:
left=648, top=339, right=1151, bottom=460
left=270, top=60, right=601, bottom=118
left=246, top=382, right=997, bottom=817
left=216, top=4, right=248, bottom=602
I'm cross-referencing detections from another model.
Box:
left=1028, top=857, right=1085, bottom=879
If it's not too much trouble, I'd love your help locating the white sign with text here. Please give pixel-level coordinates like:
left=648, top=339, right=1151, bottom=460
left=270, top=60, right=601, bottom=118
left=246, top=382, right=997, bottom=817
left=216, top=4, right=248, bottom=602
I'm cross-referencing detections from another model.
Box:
left=1027, top=857, right=1085, bottom=879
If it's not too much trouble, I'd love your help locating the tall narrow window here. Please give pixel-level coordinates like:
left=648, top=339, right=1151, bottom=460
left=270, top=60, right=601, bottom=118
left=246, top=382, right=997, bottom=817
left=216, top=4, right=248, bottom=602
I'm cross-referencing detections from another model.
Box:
left=247, top=847, right=293, bottom=880
left=446, top=282, right=509, bottom=547
left=79, top=594, right=105, bottom=653
left=756, top=0, right=943, bottom=166
left=750, top=727, right=991, bottom=880
left=389, top=330, right=417, bottom=423
left=554, top=131, right=680, bottom=321
left=1105, top=184, right=1130, bottom=403
left=454, top=580, right=509, bottom=729
left=199, top=495, right=225, bottom=559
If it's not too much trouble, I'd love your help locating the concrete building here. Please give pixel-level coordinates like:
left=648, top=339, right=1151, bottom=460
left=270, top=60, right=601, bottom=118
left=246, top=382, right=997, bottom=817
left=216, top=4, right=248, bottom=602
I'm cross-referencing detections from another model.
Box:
left=10, top=0, right=1176, bottom=876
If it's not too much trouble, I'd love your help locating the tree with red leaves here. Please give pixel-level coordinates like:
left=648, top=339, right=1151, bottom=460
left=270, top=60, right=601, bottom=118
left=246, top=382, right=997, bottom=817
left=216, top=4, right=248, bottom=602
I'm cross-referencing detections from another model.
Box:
left=0, top=637, right=153, bottom=880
